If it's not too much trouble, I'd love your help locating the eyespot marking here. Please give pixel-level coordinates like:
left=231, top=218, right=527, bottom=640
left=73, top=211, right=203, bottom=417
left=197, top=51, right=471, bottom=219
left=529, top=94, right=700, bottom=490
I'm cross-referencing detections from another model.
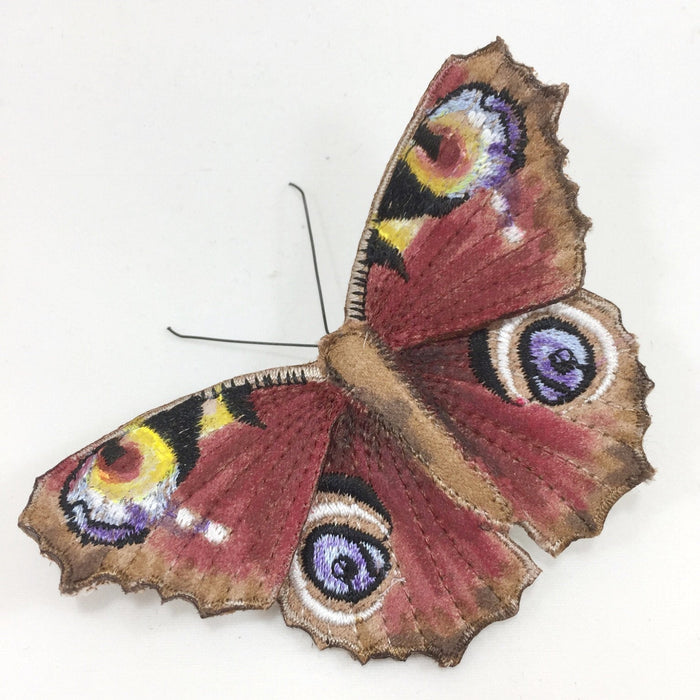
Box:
left=302, top=525, right=390, bottom=603
left=470, top=302, right=619, bottom=407
left=518, top=318, right=596, bottom=405
left=287, top=474, right=396, bottom=626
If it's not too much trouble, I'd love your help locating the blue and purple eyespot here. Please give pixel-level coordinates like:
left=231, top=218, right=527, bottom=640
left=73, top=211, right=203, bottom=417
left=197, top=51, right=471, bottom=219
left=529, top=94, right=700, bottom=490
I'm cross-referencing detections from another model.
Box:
left=469, top=305, right=611, bottom=407
left=292, top=474, right=394, bottom=614
left=518, top=318, right=596, bottom=405
left=375, top=83, right=526, bottom=222
left=60, top=429, right=181, bottom=547
left=426, top=83, right=526, bottom=192
left=302, top=525, right=390, bottom=603
left=60, top=395, right=205, bottom=547
left=408, top=83, right=526, bottom=199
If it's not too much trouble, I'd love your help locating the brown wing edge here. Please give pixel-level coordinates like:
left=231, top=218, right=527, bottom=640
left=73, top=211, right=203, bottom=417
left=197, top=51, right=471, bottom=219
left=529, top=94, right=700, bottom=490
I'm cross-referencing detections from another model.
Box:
left=278, top=531, right=539, bottom=667
left=539, top=289, right=655, bottom=557
left=395, top=287, right=654, bottom=557
left=18, top=360, right=333, bottom=618
left=343, top=36, right=592, bottom=324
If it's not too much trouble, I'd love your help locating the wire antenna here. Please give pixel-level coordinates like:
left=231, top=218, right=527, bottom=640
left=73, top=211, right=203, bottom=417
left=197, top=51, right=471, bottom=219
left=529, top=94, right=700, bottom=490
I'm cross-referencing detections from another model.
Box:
left=289, top=182, right=329, bottom=334
left=167, top=183, right=329, bottom=348
left=167, top=327, right=317, bottom=348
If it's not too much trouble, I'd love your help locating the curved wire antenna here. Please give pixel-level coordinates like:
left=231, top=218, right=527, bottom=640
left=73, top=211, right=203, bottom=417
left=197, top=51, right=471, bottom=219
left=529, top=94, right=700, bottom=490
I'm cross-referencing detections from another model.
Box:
left=167, top=183, right=329, bottom=348
left=167, top=326, right=317, bottom=348
left=289, top=181, right=329, bottom=334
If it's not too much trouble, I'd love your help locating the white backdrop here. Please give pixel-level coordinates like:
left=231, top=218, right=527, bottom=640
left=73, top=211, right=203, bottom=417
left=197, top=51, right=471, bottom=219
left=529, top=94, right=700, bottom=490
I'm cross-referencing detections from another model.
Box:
left=2, top=2, right=698, bottom=698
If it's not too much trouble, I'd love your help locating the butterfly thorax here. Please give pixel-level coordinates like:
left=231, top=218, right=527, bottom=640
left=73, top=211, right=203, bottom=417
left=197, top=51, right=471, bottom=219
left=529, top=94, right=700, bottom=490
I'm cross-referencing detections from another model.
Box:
left=318, top=321, right=510, bottom=522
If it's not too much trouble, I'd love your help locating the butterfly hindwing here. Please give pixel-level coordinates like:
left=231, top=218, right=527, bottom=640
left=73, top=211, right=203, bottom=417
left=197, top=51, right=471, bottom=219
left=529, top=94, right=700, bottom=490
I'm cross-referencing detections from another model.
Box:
left=396, top=290, right=653, bottom=554
left=346, top=38, right=589, bottom=350
left=20, top=365, right=347, bottom=614
left=279, top=403, right=538, bottom=665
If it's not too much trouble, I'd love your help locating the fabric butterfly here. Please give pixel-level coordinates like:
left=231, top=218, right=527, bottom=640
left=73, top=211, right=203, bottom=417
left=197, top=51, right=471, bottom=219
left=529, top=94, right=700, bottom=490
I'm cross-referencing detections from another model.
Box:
left=19, top=38, right=652, bottom=666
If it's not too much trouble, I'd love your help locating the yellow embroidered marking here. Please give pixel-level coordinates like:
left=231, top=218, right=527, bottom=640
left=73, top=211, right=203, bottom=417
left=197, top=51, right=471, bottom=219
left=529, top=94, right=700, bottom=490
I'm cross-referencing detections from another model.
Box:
left=200, top=394, right=235, bottom=435
left=404, top=112, right=484, bottom=196
left=89, top=426, right=177, bottom=500
left=376, top=218, right=424, bottom=253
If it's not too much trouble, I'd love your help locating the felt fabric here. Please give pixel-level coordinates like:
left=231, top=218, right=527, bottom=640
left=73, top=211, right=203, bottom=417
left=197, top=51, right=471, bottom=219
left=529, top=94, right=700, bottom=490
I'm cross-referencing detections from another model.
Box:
left=19, top=38, right=652, bottom=665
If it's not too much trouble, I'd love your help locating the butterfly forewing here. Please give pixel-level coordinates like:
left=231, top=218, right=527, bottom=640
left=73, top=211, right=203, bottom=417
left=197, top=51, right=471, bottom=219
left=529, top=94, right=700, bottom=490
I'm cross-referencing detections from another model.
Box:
left=20, top=366, right=347, bottom=614
left=346, top=38, right=589, bottom=349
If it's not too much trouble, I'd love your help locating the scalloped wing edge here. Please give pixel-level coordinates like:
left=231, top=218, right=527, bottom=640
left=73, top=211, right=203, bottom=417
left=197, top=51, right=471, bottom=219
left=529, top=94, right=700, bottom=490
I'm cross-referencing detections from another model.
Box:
left=18, top=360, right=328, bottom=617
left=278, top=530, right=540, bottom=666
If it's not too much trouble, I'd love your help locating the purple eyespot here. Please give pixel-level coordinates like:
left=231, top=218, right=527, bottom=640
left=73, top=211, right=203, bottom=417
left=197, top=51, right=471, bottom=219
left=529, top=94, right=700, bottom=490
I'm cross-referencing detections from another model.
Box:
left=519, top=318, right=596, bottom=405
left=302, top=525, right=390, bottom=603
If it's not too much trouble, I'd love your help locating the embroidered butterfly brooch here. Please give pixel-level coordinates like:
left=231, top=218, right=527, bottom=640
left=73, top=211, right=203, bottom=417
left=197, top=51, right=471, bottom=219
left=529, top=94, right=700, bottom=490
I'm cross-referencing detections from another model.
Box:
left=19, top=39, right=652, bottom=666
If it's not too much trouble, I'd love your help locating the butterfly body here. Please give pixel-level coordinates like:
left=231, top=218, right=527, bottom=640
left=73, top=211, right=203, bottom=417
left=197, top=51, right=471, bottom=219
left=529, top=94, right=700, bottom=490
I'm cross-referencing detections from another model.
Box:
left=19, top=39, right=652, bottom=666
left=319, top=321, right=511, bottom=521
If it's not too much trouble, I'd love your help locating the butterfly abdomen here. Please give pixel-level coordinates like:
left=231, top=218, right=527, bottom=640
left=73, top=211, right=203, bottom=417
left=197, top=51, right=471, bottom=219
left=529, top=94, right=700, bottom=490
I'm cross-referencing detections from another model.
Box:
left=319, top=321, right=510, bottom=522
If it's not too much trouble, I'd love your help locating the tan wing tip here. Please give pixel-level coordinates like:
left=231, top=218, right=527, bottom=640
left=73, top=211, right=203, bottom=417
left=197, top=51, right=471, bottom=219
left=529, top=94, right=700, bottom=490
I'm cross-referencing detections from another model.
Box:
left=540, top=458, right=655, bottom=558
left=19, top=503, right=79, bottom=597
left=22, top=515, right=275, bottom=617
left=450, top=38, right=568, bottom=103
left=448, top=39, right=591, bottom=231
left=19, top=482, right=275, bottom=617
left=449, top=36, right=514, bottom=63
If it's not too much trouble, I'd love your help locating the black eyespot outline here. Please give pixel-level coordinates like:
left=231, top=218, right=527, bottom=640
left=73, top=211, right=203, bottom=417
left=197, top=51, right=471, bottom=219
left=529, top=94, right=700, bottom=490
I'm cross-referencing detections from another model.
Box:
left=301, top=524, right=391, bottom=604
left=59, top=462, right=150, bottom=547
left=318, top=473, right=392, bottom=527
left=376, top=83, right=526, bottom=221
left=468, top=328, right=511, bottom=402
left=59, top=395, right=206, bottom=547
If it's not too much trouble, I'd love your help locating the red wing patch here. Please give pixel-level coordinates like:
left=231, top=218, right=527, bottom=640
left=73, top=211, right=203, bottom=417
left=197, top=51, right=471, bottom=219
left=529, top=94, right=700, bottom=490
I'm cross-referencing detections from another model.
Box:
left=396, top=290, right=653, bottom=554
left=279, top=403, right=538, bottom=666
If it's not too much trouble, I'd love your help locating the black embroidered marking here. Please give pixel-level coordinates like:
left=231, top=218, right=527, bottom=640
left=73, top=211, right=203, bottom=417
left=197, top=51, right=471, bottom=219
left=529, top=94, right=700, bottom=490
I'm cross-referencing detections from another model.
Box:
left=301, top=524, right=391, bottom=604
left=100, top=439, right=126, bottom=466
left=376, top=160, right=463, bottom=221
left=376, top=83, right=527, bottom=222
left=59, top=465, right=150, bottom=548
left=318, top=473, right=392, bottom=526
left=413, top=120, right=443, bottom=161
left=145, top=395, right=204, bottom=480
left=220, top=383, right=265, bottom=428
left=363, top=229, right=408, bottom=280
left=468, top=329, right=511, bottom=402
